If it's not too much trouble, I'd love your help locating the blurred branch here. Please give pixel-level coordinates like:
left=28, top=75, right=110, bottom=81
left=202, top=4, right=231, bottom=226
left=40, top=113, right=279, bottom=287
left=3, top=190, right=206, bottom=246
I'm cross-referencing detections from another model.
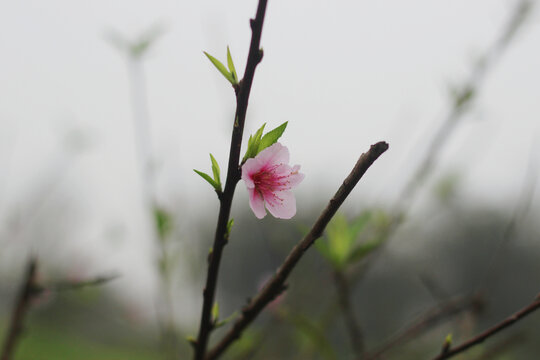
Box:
left=206, top=142, right=389, bottom=360
left=105, top=24, right=165, bottom=60
left=333, top=270, right=364, bottom=357
left=107, top=25, right=181, bottom=359
left=430, top=292, right=540, bottom=360
left=479, top=146, right=538, bottom=292
left=1, top=258, right=39, bottom=360
left=395, top=0, right=534, bottom=214
left=364, top=294, right=483, bottom=360
left=45, top=273, right=119, bottom=292
left=194, top=1, right=268, bottom=359
left=0, top=258, right=118, bottom=360
left=347, top=0, right=535, bottom=299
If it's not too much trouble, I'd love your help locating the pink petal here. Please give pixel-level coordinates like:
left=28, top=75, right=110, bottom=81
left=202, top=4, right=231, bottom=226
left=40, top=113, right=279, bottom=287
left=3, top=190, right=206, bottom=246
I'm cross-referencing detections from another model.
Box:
left=288, top=165, right=304, bottom=188
left=249, top=188, right=267, bottom=219
left=241, top=158, right=259, bottom=189
left=273, top=163, right=293, bottom=176
left=256, top=143, right=289, bottom=168
left=265, top=190, right=296, bottom=219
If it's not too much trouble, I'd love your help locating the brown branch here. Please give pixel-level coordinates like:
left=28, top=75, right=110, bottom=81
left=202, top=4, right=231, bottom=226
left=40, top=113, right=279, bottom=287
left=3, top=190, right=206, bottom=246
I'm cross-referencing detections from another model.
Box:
left=364, top=294, right=483, bottom=360
left=206, top=141, right=389, bottom=360
left=430, top=292, right=540, bottom=360
left=1, top=258, right=39, bottom=360
left=194, top=1, right=268, bottom=359
left=333, top=270, right=364, bottom=357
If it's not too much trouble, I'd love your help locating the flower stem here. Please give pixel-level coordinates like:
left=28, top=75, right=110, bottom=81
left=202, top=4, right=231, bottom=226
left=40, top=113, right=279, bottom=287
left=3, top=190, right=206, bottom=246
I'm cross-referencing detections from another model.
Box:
left=193, top=1, right=268, bottom=359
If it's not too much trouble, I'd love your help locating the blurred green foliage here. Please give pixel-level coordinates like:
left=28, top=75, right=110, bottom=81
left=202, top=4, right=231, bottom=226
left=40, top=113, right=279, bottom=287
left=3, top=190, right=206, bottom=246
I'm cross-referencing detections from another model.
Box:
left=315, top=211, right=389, bottom=271
left=0, top=324, right=161, bottom=360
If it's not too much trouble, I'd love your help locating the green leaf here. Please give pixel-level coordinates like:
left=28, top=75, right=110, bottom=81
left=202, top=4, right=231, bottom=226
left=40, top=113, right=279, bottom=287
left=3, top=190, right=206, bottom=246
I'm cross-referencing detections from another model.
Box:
left=204, top=51, right=235, bottom=84
left=346, top=238, right=382, bottom=265
left=257, top=121, right=288, bottom=154
left=242, top=123, right=266, bottom=162
left=186, top=335, right=197, bottom=348
left=326, top=213, right=352, bottom=269
left=454, top=86, right=475, bottom=108
left=227, top=46, right=238, bottom=84
left=314, top=238, right=334, bottom=265
left=253, top=123, right=266, bottom=146
left=349, top=211, right=373, bottom=240
left=227, top=218, right=234, bottom=234
left=154, top=208, right=172, bottom=240
left=211, top=302, right=220, bottom=323
left=445, top=333, right=453, bottom=345
left=209, top=153, right=221, bottom=188
left=215, top=311, right=238, bottom=329
left=194, top=169, right=220, bottom=192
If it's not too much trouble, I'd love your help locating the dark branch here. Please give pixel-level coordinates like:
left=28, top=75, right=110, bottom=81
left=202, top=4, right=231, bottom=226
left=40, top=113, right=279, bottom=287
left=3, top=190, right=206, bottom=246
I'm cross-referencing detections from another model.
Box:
left=206, top=141, right=389, bottom=360
left=430, top=292, right=540, bottom=360
left=194, top=1, right=268, bottom=359
left=364, top=294, right=483, bottom=360
left=1, top=258, right=39, bottom=360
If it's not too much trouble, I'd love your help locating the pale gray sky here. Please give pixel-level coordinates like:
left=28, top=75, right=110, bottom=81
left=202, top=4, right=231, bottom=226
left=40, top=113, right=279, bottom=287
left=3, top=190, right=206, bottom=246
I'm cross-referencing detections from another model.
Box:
left=1, top=0, right=539, bottom=323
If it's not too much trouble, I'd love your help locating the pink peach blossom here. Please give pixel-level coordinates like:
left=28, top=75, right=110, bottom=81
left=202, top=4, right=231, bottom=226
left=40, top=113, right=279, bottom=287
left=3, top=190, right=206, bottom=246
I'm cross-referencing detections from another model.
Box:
left=242, top=143, right=304, bottom=219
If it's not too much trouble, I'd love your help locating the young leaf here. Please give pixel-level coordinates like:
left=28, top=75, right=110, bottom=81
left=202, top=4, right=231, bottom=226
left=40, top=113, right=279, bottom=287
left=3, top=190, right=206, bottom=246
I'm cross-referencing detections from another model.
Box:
left=194, top=169, right=220, bottom=192
left=204, top=51, right=235, bottom=84
left=227, top=218, right=234, bottom=234
left=242, top=123, right=267, bottom=162
left=346, top=238, right=382, bottom=265
left=186, top=336, right=197, bottom=348
left=227, top=46, right=238, bottom=84
left=215, top=311, right=238, bottom=329
left=257, top=121, right=288, bottom=154
left=349, top=211, right=372, bottom=240
left=314, top=238, right=335, bottom=266
left=211, top=302, right=220, bottom=323
left=154, top=208, right=172, bottom=240
left=209, top=153, right=221, bottom=187
left=253, top=123, right=266, bottom=145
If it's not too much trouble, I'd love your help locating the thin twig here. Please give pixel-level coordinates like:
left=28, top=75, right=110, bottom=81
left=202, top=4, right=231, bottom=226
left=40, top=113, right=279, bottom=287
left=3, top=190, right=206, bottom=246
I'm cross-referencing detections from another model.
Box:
left=1, top=258, right=39, bottom=360
left=206, top=141, right=389, bottom=360
left=479, top=146, right=538, bottom=293
left=194, top=1, right=268, bottom=359
left=333, top=270, right=364, bottom=357
left=430, top=292, right=540, bottom=360
left=46, top=274, right=119, bottom=292
left=364, top=294, right=483, bottom=360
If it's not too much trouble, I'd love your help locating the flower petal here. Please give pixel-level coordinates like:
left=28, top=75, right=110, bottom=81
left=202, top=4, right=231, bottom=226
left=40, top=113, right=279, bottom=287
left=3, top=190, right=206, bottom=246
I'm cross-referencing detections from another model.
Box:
left=265, top=190, right=296, bottom=219
left=249, top=188, right=267, bottom=219
left=256, top=142, right=289, bottom=168
left=288, top=165, right=305, bottom=188
left=241, top=158, right=259, bottom=189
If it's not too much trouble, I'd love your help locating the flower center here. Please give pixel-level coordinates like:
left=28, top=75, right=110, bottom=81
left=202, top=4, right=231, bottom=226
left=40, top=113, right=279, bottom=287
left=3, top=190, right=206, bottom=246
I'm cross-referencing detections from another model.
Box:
left=252, top=164, right=290, bottom=194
